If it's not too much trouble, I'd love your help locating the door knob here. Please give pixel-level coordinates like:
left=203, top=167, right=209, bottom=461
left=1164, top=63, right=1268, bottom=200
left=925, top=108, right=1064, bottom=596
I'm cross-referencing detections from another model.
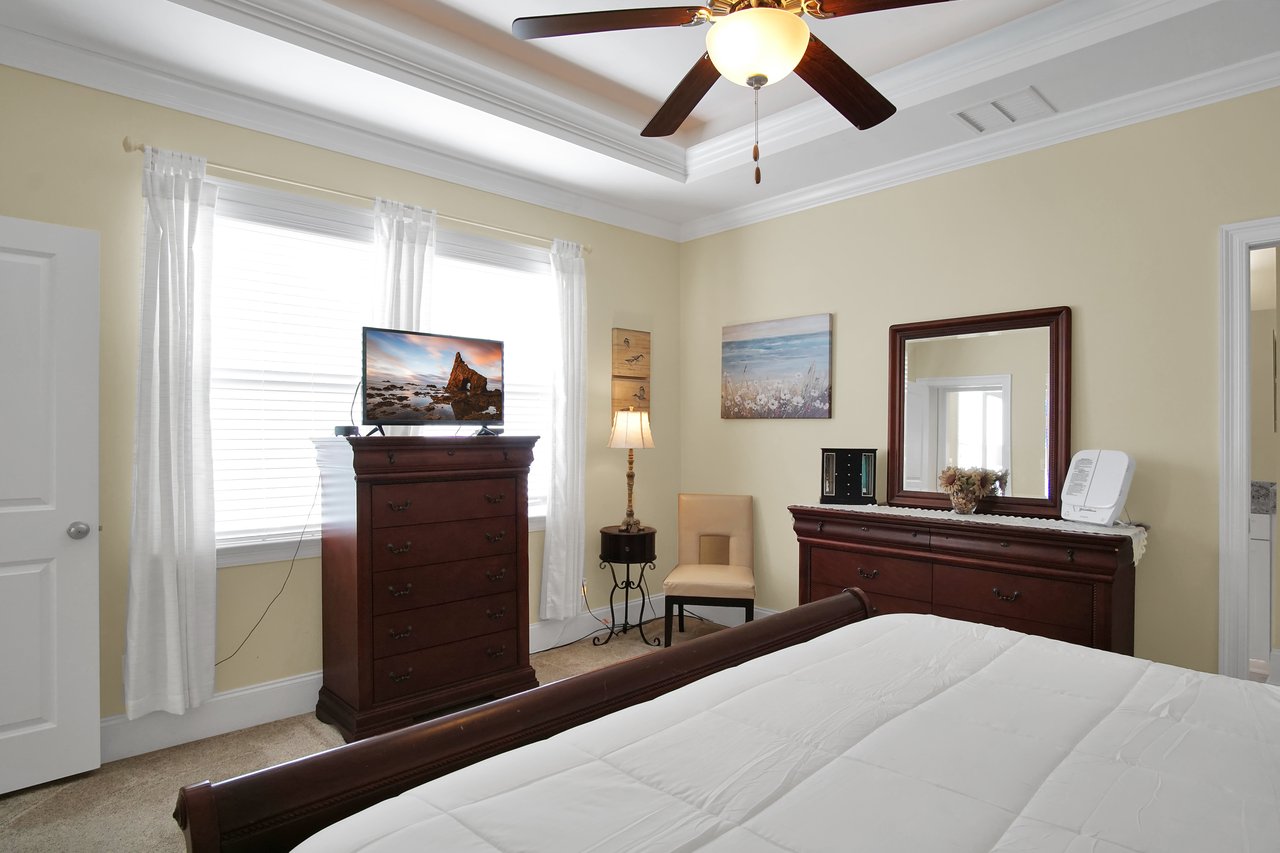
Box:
left=66, top=521, right=91, bottom=540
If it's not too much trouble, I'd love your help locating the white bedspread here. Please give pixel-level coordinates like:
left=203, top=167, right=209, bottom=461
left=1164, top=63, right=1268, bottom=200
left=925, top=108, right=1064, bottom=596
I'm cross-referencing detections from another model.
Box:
left=296, top=615, right=1280, bottom=852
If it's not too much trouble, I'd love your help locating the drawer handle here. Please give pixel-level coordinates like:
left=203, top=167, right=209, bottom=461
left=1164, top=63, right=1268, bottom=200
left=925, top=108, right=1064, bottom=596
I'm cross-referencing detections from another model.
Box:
left=485, top=530, right=506, bottom=544
left=385, top=541, right=413, bottom=555
left=447, top=449, right=456, bottom=456
left=486, top=607, right=507, bottom=621
left=389, top=668, right=413, bottom=684
left=857, top=567, right=880, bottom=580
left=387, top=499, right=412, bottom=512
left=486, top=644, right=507, bottom=659
left=485, top=567, right=507, bottom=582
left=388, top=625, right=413, bottom=641
left=388, top=583, right=414, bottom=598
left=999, top=541, right=1010, bottom=548
left=387, top=451, right=396, bottom=465
left=859, top=525, right=868, bottom=531
left=817, top=521, right=825, bottom=532
left=484, top=492, right=506, bottom=504
left=911, top=532, right=919, bottom=538
left=1066, top=548, right=1075, bottom=562
left=992, top=587, right=1021, bottom=603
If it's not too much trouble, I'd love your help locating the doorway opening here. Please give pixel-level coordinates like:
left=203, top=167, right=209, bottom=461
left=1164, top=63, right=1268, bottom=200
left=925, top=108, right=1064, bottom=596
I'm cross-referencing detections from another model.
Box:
left=1219, top=216, right=1280, bottom=680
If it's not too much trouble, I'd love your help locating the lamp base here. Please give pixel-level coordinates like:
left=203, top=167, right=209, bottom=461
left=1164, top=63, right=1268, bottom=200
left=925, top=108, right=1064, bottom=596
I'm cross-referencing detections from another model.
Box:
left=618, top=518, right=643, bottom=533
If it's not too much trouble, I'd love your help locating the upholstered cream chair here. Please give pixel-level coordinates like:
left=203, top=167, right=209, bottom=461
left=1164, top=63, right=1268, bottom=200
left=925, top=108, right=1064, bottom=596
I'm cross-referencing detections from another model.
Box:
left=662, top=493, right=755, bottom=647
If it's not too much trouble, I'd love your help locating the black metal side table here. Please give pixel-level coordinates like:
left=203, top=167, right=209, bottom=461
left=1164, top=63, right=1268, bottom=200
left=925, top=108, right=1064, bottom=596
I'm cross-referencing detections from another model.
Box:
left=595, top=526, right=660, bottom=646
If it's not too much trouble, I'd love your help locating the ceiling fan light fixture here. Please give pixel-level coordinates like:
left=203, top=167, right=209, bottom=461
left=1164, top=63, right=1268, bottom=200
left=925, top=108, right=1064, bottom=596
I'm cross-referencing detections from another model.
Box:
left=705, top=7, right=810, bottom=88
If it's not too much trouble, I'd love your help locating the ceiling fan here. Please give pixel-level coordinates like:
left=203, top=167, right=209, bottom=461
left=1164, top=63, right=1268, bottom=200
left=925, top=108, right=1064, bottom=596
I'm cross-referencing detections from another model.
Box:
left=512, top=0, right=955, bottom=140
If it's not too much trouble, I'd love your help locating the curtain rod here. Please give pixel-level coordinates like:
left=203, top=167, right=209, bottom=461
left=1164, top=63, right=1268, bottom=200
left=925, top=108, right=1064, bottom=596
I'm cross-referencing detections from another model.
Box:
left=122, top=137, right=588, bottom=253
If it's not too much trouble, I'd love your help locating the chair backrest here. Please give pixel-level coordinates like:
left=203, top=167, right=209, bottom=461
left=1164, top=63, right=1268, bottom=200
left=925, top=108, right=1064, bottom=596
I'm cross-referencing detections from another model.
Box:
left=677, top=493, right=753, bottom=569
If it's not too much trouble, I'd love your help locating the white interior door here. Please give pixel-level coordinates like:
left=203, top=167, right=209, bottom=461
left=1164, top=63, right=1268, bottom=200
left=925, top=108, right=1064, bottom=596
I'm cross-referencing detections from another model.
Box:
left=0, top=215, right=100, bottom=794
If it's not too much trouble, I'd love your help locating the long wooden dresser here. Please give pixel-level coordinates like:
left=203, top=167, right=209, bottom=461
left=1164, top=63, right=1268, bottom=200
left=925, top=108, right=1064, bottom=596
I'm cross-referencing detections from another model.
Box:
left=315, top=435, right=539, bottom=740
left=789, top=504, right=1141, bottom=654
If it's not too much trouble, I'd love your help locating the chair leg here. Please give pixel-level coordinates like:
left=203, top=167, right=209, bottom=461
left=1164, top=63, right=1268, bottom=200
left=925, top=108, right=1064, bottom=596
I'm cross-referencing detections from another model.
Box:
left=678, top=603, right=685, bottom=633
left=745, top=601, right=754, bottom=623
left=664, top=598, right=674, bottom=647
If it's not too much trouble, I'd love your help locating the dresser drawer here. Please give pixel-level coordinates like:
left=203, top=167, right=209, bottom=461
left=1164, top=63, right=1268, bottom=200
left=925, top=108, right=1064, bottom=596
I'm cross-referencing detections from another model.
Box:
left=375, top=556, right=516, bottom=615
left=374, top=630, right=518, bottom=704
left=371, top=478, right=515, bottom=528
left=371, top=517, right=517, bottom=570
left=811, top=584, right=930, bottom=616
left=930, top=528, right=1118, bottom=572
left=796, top=515, right=929, bottom=550
left=810, top=548, right=931, bottom=601
left=933, top=564, right=1092, bottom=628
left=354, top=444, right=533, bottom=474
left=934, top=604, right=1092, bottom=646
left=373, top=591, right=518, bottom=659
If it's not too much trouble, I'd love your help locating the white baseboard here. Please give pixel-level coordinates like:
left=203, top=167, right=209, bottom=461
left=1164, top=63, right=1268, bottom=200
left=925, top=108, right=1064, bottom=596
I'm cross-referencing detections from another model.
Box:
left=102, top=598, right=780, bottom=762
left=100, top=670, right=323, bottom=764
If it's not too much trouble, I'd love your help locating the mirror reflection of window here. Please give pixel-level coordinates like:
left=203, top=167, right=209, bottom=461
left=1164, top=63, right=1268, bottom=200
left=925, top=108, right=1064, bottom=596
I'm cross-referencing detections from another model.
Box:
left=950, top=387, right=1006, bottom=473
left=903, top=327, right=1048, bottom=499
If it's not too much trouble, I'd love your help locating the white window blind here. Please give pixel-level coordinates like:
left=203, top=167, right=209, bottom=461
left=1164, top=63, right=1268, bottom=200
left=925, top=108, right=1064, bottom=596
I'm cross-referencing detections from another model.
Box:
left=209, top=186, right=374, bottom=566
left=429, top=233, right=555, bottom=512
left=208, top=183, right=555, bottom=568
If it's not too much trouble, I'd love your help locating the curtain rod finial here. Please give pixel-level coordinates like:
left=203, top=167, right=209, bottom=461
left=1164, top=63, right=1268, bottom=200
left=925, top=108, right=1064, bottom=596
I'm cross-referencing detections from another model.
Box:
left=122, top=136, right=143, bottom=153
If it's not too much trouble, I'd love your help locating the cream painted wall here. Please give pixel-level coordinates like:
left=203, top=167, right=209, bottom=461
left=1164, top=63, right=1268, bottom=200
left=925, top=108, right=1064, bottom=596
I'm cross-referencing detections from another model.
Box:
left=0, top=66, right=682, bottom=718
left=679, top=86, right=1280, bottom=673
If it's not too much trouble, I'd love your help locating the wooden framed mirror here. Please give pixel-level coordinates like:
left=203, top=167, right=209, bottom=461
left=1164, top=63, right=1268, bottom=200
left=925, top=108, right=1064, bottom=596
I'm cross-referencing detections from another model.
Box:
left=886, top=306, right=1071, bottom=519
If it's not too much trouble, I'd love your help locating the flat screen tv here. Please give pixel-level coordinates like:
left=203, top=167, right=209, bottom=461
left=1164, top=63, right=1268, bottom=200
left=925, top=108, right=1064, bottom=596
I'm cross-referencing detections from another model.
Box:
left=362, top=326, right=504, bottom=428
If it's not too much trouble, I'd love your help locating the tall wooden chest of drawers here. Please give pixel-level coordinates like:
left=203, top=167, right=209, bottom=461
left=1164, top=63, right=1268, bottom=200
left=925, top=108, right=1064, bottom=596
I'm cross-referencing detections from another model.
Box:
left=790, top=505, right=1139, bottom=653
left=315, top=436, right=539, bottom=740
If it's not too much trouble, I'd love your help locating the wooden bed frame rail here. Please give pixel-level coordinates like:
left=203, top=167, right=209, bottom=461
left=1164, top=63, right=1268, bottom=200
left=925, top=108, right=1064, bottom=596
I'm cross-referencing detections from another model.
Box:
left=174, top=589, right=873, bottom=852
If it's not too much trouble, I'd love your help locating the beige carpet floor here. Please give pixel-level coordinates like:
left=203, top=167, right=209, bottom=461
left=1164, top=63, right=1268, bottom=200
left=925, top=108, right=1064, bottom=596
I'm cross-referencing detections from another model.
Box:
left=0, top=615, right=722, bottom=852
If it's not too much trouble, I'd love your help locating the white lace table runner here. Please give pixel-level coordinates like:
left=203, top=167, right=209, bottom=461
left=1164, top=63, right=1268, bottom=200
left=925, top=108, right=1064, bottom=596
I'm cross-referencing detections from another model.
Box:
left=791, top=503, right=1147, bottom=565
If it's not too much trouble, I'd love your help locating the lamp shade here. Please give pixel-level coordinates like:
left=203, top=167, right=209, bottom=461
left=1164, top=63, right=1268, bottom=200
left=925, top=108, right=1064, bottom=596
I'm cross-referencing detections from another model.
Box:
left=705, top=7, right=810, bottom=88
left=608, top=409, right=655, bottom=450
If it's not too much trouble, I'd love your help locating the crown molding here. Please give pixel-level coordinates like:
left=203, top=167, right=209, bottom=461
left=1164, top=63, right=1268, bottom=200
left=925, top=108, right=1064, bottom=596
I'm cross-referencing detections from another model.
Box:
left=687, top=0, right=1223, bottom=179
left=0, top=25, right=683, bottom=241
left=170, top=0, right=688, bottom=182
left=680, top=51, right=1280, bottom=241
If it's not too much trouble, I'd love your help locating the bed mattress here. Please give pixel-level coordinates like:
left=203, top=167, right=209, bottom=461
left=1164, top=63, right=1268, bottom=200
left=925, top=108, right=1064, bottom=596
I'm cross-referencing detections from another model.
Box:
left=295, top=614, right=1280, bottom=852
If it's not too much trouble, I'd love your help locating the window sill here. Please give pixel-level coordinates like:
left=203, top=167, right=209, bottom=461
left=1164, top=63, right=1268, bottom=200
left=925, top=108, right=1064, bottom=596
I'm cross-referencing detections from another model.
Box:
left=217, top=513, right=546, bottom=568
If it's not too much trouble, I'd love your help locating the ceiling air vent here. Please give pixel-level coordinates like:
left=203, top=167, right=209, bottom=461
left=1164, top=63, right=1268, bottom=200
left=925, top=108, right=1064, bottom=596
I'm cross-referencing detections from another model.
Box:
left=954, top=86, right=1057, bottom=134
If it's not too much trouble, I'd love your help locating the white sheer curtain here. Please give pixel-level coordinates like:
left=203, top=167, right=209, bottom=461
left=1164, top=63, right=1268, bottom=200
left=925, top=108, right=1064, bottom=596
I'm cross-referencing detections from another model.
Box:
left=124, top=148, right=218, bottom=719
left=540, top=240, right=587, bottom=621
left=374, top=198, right=436, bottom=331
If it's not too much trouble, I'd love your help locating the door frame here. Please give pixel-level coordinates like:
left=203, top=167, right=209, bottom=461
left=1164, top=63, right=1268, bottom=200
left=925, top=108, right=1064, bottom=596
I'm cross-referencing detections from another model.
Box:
left=1219, top=216, right=1280, bottom=677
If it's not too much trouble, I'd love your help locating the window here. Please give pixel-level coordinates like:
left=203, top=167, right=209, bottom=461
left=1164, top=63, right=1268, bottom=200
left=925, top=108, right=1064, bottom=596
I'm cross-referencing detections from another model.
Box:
left=209, top=183, right=555, bottom=568
left=429, top=232, right=554, bottom=511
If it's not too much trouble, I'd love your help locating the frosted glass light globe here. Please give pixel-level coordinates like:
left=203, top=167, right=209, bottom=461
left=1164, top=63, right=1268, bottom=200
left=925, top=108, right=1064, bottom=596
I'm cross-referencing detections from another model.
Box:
left=705, top=7, right=811, bottom=87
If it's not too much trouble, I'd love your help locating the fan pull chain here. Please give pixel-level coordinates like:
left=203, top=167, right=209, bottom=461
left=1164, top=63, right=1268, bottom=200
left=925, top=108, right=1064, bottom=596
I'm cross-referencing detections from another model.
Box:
left=753, top=84, right=761, bottom=185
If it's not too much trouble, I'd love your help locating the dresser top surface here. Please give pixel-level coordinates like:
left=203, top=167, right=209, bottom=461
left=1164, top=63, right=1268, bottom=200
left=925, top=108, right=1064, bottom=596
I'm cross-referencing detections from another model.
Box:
left=789, top=503, right=1146, bottom=564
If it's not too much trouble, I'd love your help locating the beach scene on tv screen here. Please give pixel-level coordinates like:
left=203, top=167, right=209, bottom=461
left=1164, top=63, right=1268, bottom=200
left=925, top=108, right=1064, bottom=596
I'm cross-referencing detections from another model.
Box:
left=364, top=329, right=504, bottom=423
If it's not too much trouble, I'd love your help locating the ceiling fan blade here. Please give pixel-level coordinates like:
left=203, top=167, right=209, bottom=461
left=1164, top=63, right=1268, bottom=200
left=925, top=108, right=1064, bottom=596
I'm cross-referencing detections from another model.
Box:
left=641, top=53, right=720, bottom=137
left=810, top=0, right=954, bottom=18
left=793, top=35, right=896, bottom=130
left=513, top=7, right=707, bottom=40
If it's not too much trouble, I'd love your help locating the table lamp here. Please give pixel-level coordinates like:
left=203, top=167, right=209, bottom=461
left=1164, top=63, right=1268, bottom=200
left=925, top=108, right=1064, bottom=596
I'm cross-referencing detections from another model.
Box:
left=608, top=407, right=655, bottom=532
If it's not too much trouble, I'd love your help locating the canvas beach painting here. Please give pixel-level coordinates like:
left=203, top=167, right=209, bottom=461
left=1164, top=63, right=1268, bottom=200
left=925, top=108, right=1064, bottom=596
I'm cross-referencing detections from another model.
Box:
left=722, top=314, right=832, bottom=419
